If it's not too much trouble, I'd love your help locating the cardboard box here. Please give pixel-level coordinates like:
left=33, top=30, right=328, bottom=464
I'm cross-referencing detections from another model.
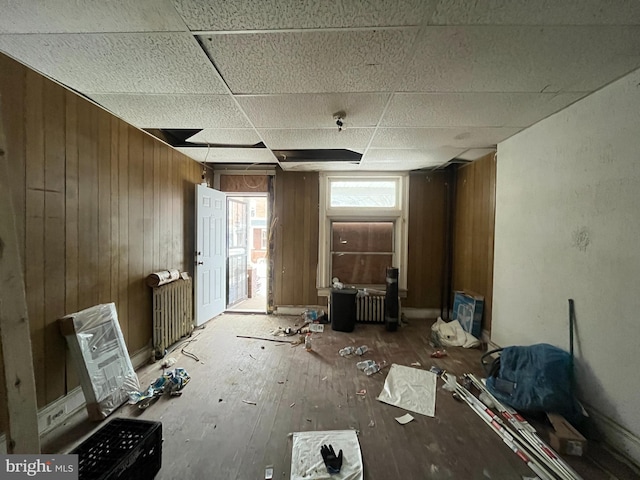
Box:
left=547, top=413, right=587, bottom=456
left=452, top=290, right=484, bottom=338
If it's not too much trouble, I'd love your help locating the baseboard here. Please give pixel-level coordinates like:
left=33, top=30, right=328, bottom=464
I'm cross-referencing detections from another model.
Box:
left=585, top=404, right=640, bottom=469
left=482, top=330, right=501, bottom=351
left=274, top=306, right=325, bottom=316
left=401, top=308, right=441, bottom=319
left=0, top=346, right=152, bottom=454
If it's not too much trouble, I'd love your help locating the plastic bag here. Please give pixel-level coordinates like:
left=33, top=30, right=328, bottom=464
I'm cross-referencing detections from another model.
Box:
left=485, top=343, right=582, bottom=424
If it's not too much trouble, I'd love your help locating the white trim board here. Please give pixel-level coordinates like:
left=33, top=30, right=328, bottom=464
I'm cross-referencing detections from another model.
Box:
left=0, top=346, right=151, bottom=454
left=585, top=404, right=640, bottom=471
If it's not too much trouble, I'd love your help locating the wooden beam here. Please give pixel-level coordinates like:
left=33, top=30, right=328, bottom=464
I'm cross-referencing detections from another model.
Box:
left=0, top=97, right=41, bottom=453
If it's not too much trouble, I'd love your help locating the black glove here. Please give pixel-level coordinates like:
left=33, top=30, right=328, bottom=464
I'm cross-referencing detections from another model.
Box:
left=320, top=444, right=343, bottom=474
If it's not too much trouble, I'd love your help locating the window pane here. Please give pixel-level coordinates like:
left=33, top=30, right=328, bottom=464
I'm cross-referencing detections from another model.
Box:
left=332, top=222, right=393, bottom=253
left=332, top=254, right=393, bottom=285
left=330, top=180, right=396, bottom=207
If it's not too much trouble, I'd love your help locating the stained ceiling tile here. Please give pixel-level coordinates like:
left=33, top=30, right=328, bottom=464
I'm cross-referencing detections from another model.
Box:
left=90, top=94, right=251, bottom=129
left=258, top=128, right=374, bottom=151
left=427, top=0, right=640, bottom=26
left=173, top=0, right=434, bottom=31
left=236, top=94, right=389, bottom=128
left=0, top=33, right=227, bottom=94
left=371, top=127, right=520, bottom=149
left=200, top=29, right=418, bottom=94
left=381, top=92, right=585, bottom=128
left=400, top=26, right=640, bottom=93
left=186, top=129, right=262, bottom=146
left=0, top=0, right=186, bottom=33
left=176, top=147, right=277, bottom=164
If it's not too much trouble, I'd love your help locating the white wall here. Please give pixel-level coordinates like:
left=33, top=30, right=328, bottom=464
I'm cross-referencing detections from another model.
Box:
left=493, top=67, right=640, bottom=464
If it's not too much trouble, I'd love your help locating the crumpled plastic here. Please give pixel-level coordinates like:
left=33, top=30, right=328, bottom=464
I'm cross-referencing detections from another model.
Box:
left=129, top=367, right=190, bottom=406
left=431, top=317, right=480, bottom=348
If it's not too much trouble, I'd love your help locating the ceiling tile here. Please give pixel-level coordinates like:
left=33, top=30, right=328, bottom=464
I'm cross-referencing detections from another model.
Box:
left=371, top=127, right=520, bottom=149
left=0, top=0, right=186, bottom=33
left=362, top=147, right=466, bottom=170
left=381, top=92, right=585, bottom=127
left=236, top=94, right=389, bottom=128
left=89, top=94, right=251, bottom=129
left=176, top=147, right=277, bottom=164
left=186, top=129, right=262, bottom=145
left=200, top=29, right=418, bottom=94
left=173, top=0, right=434, bottom=31
left=0, top=33, right=227, bottom=94
left=400, top=26, right=640, bottom=93
left=279, top=161, right=360, bottom=172
left=258, top=128, right=374, bottom=151
left=457, top=149, right=496, bottom=161
left=427, top=0, right=640, bottom=26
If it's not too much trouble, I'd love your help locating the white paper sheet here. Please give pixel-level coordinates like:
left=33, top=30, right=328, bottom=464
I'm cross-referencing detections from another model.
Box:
left=395, top=413, right=414, bottom=425
left=376, top=364, right=437, bottom=417
left=291, top=430, right=363, bottom=480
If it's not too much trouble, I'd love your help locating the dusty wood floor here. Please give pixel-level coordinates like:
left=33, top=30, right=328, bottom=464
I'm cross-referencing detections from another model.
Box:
left=45, top=314, right=639, bottom=480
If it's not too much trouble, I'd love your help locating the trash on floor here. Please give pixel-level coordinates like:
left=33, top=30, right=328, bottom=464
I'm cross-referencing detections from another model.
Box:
left=160, top=356, right=177, bottom=369
left=411, top=362, right=421, bottom=367
left=290, top=430, right=363, bottom=480
left=429, top=365, right=445, bottom=376
left=129, top=367, right=190, bottom=409
left=339, top=346, right=355, bottom=356
left=264, top=465, right=274, bottom=479
left=356, top=389, right=367, bottom=396
left=364, top=360, right=388, bottom=376
left=431, top=317, right=480, bottom=349
left=242, top=399, right=257, bottom=405
left=430, top=349, right=448, bottom=358
left=395, top=413, right=414, bottom=425
left=377, top=364, right=437, bottom=417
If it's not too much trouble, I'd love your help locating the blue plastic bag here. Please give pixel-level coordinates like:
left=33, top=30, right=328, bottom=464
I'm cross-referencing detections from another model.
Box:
left=486, top=343, right=582, bottom=424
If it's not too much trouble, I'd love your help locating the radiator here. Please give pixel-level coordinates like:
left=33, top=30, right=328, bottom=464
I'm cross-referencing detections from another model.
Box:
left=152, top=278, right=193, bottom=358
left=356, top=294, right=386, bottom=323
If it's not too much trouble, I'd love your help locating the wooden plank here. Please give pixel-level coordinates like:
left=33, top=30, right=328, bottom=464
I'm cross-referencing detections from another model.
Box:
left=77, top=99, right=99, bottom=309
left=64, top=90, right=80, bottom=392
left=127, top=128, right=145, bottom=352
left=118, top=122, right=129, bottom=346
left=24, top=70, right=46, bottom=408
left=142, top=134, right=154, bottom=345
left=159, top=146, right=169, bottom=270
left=153, top=142, right=161, bottom=271
left=43, top=79, right=66, bottom=403
left=110, top=117, right=120, bottom=317
left=0, top=94, right=41, bottom=453
left=97, top=108, right=111, bottom=304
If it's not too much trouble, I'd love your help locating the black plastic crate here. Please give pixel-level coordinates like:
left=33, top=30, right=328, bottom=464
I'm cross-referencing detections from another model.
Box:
left=72, top=418, right=162, bottom=480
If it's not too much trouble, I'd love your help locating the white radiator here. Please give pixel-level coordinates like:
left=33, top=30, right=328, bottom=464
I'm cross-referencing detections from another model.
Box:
left=152, top=278, right=193, bottom=358
left=356, top=294, right=386, bottom=323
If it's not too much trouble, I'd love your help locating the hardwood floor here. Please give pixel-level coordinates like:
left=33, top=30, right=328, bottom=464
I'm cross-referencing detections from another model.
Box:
left=45, top=314, right=638, bottom=479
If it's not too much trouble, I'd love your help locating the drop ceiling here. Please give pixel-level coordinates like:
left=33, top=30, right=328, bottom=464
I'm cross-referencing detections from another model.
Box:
left=1, top=0, right=640, bottom=172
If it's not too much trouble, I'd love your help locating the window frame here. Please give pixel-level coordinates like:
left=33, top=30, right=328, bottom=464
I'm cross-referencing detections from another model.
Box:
left=318, top=172, right=409, bottom=292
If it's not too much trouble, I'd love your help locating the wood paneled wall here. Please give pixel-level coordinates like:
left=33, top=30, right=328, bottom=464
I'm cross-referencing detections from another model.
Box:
left=272, top=169, right=324, bottom=307
left=452, top=153, right=497, bottom=333
left=0, top=53, right=201, bottom=410
left=405, top=171, right=448, bottom=309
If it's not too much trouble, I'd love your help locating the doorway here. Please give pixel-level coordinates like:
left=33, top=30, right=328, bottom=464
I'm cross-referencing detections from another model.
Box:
left=226, top=194, right=268, bottom=312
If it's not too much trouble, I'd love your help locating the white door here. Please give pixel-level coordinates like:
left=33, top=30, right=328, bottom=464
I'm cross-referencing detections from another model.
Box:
left=195, top=185, right=226, bottom=326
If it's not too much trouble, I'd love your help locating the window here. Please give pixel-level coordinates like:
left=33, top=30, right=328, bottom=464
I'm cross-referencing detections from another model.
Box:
left=318, top=174, right=409, bottom=290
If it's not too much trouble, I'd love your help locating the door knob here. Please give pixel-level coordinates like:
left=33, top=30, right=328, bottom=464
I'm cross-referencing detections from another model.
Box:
left=196, top=261, right=204, bottom=265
